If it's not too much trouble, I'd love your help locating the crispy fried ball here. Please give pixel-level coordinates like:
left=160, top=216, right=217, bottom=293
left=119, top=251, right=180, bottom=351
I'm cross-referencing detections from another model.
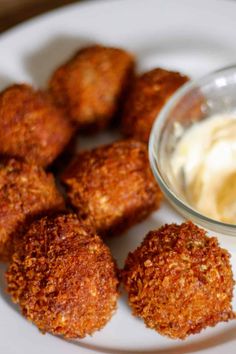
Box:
left=49, top=45, right=135, bottom=131
left=122, top=222, right=235, bottom=339
left=0, top=84, right=74, bottom=166
left=6, top=213, right=119, bottom=338
left=0, top=159, right=65, bottom=261
left=61, top=139, right=162, bottom=237
left=121, top=68, right=189, bottom=142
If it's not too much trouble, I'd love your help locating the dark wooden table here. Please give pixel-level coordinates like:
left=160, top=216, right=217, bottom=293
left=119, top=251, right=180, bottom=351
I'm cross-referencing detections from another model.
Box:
left=0, top=0, right=80, bottom=33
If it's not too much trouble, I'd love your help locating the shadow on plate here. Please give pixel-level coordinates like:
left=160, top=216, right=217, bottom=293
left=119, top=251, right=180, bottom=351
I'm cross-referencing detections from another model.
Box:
left=23, top=34, right=97, bottom=88
left=0, top=263, right=19, bottom=313
left=67, top=323, right=236, bottom=354
left=105, top=213, right=164, bottom=269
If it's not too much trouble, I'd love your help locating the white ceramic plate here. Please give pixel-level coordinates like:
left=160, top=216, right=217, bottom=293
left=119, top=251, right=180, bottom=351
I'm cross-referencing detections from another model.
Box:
left=0, top=0, right=236, bottom=353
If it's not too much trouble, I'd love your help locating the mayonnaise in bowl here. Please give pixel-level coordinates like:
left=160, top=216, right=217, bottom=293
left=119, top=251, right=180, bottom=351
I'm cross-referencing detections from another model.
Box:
left=170, top=114, right=236, bottom=224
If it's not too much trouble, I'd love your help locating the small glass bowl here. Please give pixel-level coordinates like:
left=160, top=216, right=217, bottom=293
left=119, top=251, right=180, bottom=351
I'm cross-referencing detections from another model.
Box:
left=149, top=65, right=236, bottom=236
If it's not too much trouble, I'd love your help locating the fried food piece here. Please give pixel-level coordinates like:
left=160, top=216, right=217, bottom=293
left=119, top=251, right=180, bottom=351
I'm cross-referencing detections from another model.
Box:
left=0, top=84, right=74, bottom=167
left=0, top=159, right=65, bottom=261
left=61, top=139, right=162, bottom=237
left=121, top=68, right=189, bottom=142
left=6, top=213, right=118, bottom=338
left=122, top=221, right=235, bottom=339
left=49, top=45, right=135, bottom=131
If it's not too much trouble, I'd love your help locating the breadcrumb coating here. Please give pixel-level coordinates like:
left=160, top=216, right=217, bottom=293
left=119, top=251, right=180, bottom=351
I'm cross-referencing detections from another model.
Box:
left=121, top=68, right=189, bottom=142
left=0, top=84, right=74, bottom=166
left=6, top=213, right=119, bottom=338
left=61, top=139, right=162, bottom=237
left=122, top=221, right=235, bottom=339
left=50, top=45, right=135, bottom=131
left=0, top=159, right=65, bottom=261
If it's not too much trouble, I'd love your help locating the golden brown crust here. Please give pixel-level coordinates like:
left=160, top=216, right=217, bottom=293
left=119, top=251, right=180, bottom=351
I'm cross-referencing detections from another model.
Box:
left=121, top=68, right=189, bottom=142
left=0, top=159, right=65, bottom=261
left=61, top=139, right=162, bottom=237
left=6, top=213, right=119, bottom=338
left=0, top=84, right=74, bottom=167
left=49, top=45, right=135, bottom=131
left=122, top=222, right=235, bottom=339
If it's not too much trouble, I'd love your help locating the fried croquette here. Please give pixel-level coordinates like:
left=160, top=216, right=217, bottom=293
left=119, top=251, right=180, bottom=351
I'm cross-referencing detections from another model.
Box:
left=49, top=45, right=135, bottom=131
left=0, top=159, right=65, bottom=261
left=0, top=84, right=74, bottom=166
left=121, top=68, right=189, bottom=142
left=61, top=139, right=162, bottom=237
left=122, top=221, right=235, bottom=339
left=6, top=213, right=119, bottom=338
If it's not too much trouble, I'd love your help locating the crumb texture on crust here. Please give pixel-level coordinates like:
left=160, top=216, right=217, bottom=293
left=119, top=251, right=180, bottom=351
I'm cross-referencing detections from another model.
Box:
left=61, top=139, right=162, bottom=237
left=122, top=221, right=235, bottom=339
left=50, top=45, right=135, bottom=131
left=122, top=68, right=189, bottom=142
left=0, top=84, right=74, bottom=166
left=6, top=214, right=118, bottom=338
left=0, top=159, right=64, bottom=261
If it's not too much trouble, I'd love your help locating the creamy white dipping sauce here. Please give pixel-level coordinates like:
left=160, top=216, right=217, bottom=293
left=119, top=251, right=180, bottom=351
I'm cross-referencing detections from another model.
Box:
left=170, top=114, right=236, bottom=224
